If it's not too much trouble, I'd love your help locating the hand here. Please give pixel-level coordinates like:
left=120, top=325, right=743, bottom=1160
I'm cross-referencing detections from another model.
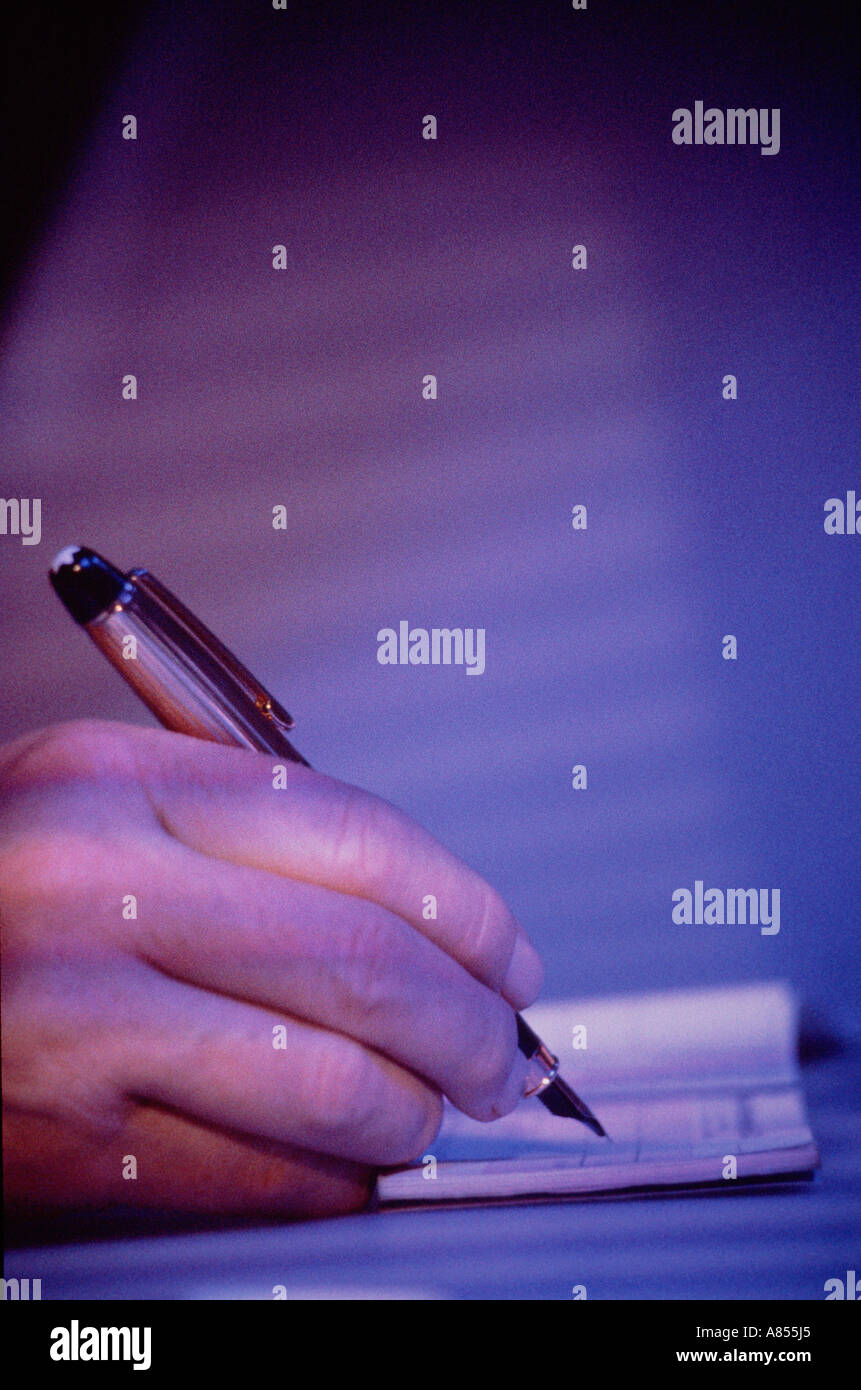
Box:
left=0, top=721, right=543, bottom=1224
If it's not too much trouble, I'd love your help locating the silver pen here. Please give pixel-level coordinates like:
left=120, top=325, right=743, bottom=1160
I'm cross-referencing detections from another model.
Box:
left=50, top=544, right=606, bottom=1136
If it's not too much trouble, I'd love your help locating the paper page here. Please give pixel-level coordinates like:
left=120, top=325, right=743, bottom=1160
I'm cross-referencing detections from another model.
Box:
left=523, top=980, right=798, bottom=1097
left=377, top=1084, right=816, bottom=1203
left=376, top=982, right=816, bottom=1205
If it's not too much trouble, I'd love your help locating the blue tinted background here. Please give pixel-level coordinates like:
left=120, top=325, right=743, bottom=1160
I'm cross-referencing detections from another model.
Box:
left=2, top=0, right=857, bottom=1011
left=1, top=0, right=858, bottom=1298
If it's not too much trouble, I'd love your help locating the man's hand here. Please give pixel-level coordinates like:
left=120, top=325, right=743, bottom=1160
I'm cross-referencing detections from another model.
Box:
left=0, top=721, right=542, bottom=1222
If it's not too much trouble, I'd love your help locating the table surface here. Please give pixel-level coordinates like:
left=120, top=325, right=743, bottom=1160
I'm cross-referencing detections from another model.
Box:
left=8, top=1044, right=858, bottom=1301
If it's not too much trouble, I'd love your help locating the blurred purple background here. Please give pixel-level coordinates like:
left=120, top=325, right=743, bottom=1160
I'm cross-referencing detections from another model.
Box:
left=1, top=0, right=858, bottom=1014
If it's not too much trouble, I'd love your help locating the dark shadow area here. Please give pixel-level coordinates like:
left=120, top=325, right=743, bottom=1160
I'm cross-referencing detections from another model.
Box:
left=1, top=2, right=149, bottom=311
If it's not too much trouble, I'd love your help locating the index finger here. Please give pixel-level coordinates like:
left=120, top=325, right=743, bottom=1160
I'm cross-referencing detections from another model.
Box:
left=128, top=725, right=543, bottom=1007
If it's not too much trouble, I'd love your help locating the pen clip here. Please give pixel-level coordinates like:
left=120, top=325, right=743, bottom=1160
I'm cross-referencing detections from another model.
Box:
left=127, top=568, right=296, bottom=731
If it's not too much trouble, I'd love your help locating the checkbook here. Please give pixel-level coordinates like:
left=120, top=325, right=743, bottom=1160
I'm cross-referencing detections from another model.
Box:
left=376, top=981, right=820, bottom=1208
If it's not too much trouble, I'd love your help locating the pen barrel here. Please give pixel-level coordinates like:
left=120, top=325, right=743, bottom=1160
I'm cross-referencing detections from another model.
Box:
left=86, top=577, right=309, bottom=764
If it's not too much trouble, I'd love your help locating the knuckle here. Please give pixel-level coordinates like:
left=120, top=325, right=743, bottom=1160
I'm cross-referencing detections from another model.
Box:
left=334, top=908, right=404, bottom=1025
left=462, top=882, right=518, bottom=989
left=311, top=1039, right=382, bottom=1140
left=375, top=1084, right=444, bottom=1166
left=326, top=781, right=400, bottom=896
left=311, top=1040, right=442, bottom=1166
left=0, top=720, right=134, bottom=792
left=0, top=721, right=160, bottom=851
left=2, top=1018, right=129, bottom=1140
left=0, top=834, right=110, bottom=911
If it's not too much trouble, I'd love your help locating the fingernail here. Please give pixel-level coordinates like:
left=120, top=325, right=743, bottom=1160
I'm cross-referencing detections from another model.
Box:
left=502, top=931, right=544, bottom=1009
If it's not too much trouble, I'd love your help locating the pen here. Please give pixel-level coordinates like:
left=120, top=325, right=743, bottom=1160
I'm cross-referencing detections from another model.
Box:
left=50, top=544, right=606, bottom=1137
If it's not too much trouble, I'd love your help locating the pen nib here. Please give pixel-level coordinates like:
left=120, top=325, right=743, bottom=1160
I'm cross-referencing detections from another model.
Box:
left=539, top=1075, right=608, bottom=1138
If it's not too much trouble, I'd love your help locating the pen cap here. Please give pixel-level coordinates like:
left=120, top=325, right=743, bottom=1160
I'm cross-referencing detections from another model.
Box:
left=50, top=546, right=126, bottom=624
